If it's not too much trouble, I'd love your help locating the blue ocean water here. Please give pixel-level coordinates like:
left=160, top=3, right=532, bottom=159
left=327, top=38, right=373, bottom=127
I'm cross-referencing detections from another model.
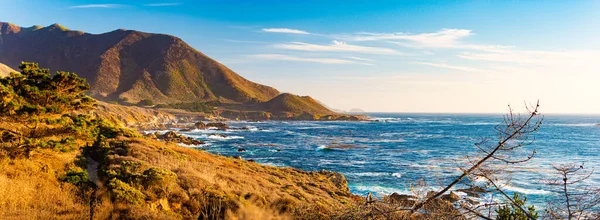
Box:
left=171, top=113, right=600, bottom=206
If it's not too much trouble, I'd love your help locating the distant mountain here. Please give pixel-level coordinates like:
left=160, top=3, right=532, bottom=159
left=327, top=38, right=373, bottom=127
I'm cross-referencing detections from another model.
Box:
left=0, top=63, right=16, bottom=77
left=260, top=93, right=335, bottom=115
left=0, top=22, right=280, bottom=104
left=349, top=108, right=365, bottom=113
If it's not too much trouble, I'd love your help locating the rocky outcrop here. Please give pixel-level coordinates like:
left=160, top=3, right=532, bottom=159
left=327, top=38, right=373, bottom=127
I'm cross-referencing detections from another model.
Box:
left=153, top=131, right=204, bottom=145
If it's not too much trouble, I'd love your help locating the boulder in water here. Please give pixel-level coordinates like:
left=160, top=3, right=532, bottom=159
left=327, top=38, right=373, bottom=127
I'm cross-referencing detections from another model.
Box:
left=206, top=122, right=229, bottom=130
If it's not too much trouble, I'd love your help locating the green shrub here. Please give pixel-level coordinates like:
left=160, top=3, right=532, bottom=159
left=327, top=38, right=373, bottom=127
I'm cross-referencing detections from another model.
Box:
left=137, top=99, right=154, bottom=106
left=108, top=178, right=146, bottom=204
left=496, top=193, right=538, bottom=220
left=62, top=167, right=89, bottom=186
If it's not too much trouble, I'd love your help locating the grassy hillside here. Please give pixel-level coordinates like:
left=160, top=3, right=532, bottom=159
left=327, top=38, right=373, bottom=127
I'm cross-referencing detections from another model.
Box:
left=0, top=63, right=361, bottom=219
left=261, top=93, right=335, bottom=115
left=0, top=22, right=280, bottom=104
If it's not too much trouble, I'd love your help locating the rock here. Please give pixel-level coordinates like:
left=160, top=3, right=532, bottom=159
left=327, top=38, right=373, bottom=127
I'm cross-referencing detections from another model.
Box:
left=211, top=134, right=227, bottom=138
left=156, top=131, right=205, bottom=145
left=247, top=159, right=255, bottom=162
left=456, top=186, right=487, bottom=198
left=441, top=191, right=460, bottom=203
left=318, top=170, right=350, bottom=195
left=238, top=148, right=247, bottom=152
left=206, top=122, right=229, bottom=130
left=386, top=193, right=417, bottom=206
left=426, top=191, right=437, bottom=198
left=193, top=121, right=206, bottom=129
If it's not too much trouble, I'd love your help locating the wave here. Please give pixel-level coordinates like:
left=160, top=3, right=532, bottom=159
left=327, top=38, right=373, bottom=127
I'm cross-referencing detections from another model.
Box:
left=347, top=172, right=403, bottom=178
left=371, top=139, right=406, bottom=143
left=207, top=134, right=244, bottom=140
left=503, top=185, right=552, bottom=195
left=549, top=123, right=598, bottom=127
left=350, top=185, right=411, bottom=197
left=461, top=122, right=497, bottom=126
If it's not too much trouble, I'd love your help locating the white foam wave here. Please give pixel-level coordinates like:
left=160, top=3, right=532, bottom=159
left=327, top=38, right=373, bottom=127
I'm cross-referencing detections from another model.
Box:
left=550, top=123, right=597, bottom=127
left=207, top=134, right=244, bottom=140
left=503, top=185, right=552, bottom=195
left=351, top=185, right=411, bottom=196
left=372, top=139, right=406, bottom=143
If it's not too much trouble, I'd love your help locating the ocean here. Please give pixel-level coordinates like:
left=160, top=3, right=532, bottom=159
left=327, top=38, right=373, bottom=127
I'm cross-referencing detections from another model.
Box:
left=163, top=113, right=600, bottom=207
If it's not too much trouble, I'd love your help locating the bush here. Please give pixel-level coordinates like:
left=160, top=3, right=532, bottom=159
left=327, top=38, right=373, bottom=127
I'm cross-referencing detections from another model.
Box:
left=108, top=178, right=146, bottom=205
left=496, top=193, right=538, bottom=220
left=137, top=99, right=154, bottom=106
left=62, top=167, right=89, bottom=186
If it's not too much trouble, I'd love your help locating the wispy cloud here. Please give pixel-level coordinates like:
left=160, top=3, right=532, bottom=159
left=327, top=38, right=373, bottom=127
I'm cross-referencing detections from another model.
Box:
left=275, top=41, right=400, bottom=55
left=249, top=54, right=371, bottom=65
left=69, top=4, right=124, bottom=9
left=343, top=29, right=512, bottom=52
left=347, top=56, right=374, bottom=61
left=144, top=3, right=181, bottom=7
left=262, top=28, right=310, bottom=35
left=414, top=62, right=484, bottom=72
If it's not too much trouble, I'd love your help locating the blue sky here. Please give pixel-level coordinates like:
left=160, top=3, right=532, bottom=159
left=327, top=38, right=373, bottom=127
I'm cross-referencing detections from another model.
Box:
left=2, top=0, right=600, bottom=113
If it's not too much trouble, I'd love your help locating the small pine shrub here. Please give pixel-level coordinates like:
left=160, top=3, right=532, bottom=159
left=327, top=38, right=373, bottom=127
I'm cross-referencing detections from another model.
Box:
left=108, top=178, right=146, bottom=205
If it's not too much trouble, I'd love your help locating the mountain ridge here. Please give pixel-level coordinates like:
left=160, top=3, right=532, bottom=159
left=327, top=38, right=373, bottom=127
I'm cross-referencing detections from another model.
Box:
left=0, top=22, right=280, bottom=104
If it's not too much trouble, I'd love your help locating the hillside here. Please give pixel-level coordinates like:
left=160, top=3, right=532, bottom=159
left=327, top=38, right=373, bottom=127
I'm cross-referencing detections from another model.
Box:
left=0, top=22, right=280, bottom=104
left=0, top=62, right=360, bottom=219
left=261, top=93, right=335, bottom=115
left=0, top=63, right=15, bottom=77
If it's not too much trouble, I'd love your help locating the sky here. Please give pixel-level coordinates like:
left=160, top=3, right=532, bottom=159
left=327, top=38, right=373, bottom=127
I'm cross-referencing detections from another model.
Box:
left=1, top=0, right=599, bottom=113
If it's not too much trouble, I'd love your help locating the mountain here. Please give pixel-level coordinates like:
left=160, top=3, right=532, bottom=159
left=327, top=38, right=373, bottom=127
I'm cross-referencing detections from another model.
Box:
left=260, top=93, right=335, bottom=115
left=0, top=63, right=16, bottom=77
left=0, top=22, right=280, bottom=104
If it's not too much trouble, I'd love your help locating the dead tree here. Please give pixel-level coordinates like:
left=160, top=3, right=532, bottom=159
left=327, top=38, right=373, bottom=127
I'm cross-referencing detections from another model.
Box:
left=410, top=101, right=543, bottom=219
left=543, top=163, right=600, bottom=220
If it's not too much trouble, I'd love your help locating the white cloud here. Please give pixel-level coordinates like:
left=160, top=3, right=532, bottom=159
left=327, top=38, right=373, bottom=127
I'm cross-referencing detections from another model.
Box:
left=414, top=62, right=484, bottom=73
left=69, top=4, right=123, bottom=9
left=249, top=54, right=371, bottom=65
left=144, top=3, right=181, bottom=7
left=275, top=41, right=400, bottom=55
left=343, top=29, right=513, bottom=51
left=347, top=56, right=374, bottom=61
left=262, top=28, right=310, bottom=35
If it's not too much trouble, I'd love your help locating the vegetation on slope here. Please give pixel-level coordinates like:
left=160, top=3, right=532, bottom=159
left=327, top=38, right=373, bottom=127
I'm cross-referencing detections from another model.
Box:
left=0, top=62, right=359, bottom=219
left=260, top=93, right=334, bottom=115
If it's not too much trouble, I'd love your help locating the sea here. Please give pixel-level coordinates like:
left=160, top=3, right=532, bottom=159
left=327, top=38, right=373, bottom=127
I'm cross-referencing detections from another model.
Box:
left=157, top=113, right=600, bottom=207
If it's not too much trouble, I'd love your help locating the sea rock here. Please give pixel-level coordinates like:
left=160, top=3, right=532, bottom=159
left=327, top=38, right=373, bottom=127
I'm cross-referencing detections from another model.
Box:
left=193, top=121, right=206, bottom=129
left=156, top=131, right=204, bottom=145
left=441, top=191, right=460, bottom=202
left=206, top=122, right=229, bottom=130
left=238, top=148, right=247, bottom=152
left=456, top=186, right=487, bottom=198
left=386, top=193, right=417, bottom=206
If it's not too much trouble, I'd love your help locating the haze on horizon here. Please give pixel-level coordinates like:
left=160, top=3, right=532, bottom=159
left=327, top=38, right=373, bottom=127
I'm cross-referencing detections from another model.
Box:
left=2, top=0, right=599, bottom=114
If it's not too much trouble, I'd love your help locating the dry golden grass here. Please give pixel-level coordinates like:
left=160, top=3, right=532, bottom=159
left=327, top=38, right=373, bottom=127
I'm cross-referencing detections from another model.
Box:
left=99, top=136, right=360, bottom=219
left=0, top=149, right=89, bottom=219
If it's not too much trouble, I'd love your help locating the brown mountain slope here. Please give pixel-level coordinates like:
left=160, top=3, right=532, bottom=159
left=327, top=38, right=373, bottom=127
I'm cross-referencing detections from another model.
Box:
left=261, top=93, right=335, bottom=115
left=0, top=22, right=280, bottom=103
left=0, top=63, right=16, bottom=77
